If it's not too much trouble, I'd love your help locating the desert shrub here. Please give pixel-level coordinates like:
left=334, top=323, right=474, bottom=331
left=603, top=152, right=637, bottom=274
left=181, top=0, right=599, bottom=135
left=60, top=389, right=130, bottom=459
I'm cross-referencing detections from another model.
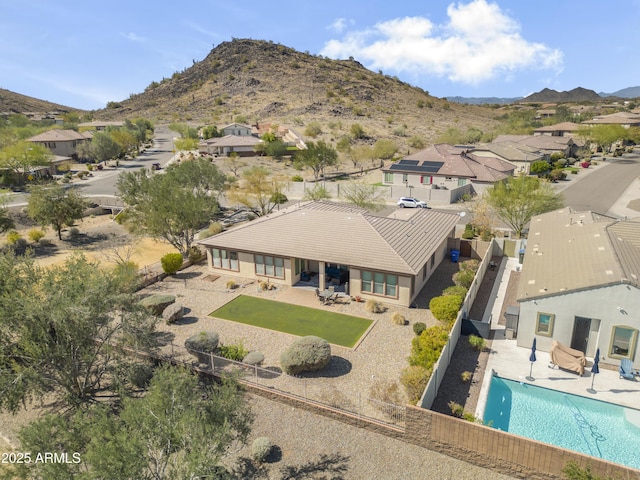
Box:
left=185, top=331, right=219, bottom=364
left=139, top=294, right=175, bottom=316
left=161, top=252, right=183, bottom=274
left=291, top=175, right=304, bottom=182
left=68, top=227, right=80, bottom=238
left=448, top=401, right=464, bottom=417
left=530, top=160, right=551, bottom=176
left=461, top=371, right=472, bottom=382
left=412, top=322, right=426, bottom=336
left=400, top=365, right=430, bottom=403
left=562, top=462, right=607, bottom=480
left=442, top=285, right=468, bottom=298
left=429, top=295, right=462, bottom=324
left=280, top=335, right=331, bottom=375
left=459, top=259, right=479, bottom=272
left=304, top=122, right=323, bottom=138
left=258, top=280, right=275, bottom=291
left=6, top=230, right=21, bottom=245
left=86, top=163, right=94, bottom=171
left=226, top=279, right=237, bottom=290
left=461, top=223, right=475, bottom=239
left=128, top=362, right=154, bottom=388
left=391, top=312, right=406, bottom=325
left=468, top=334, right=486, bottom=352
left=369, top=380, right=405, bottom=405
left=365, top=299, right=384, bottom=313
left=409, top=325, right=449, bottom=370
left=187, top=246, right=204, bottom=264
left=463, top=412, right=480, bottom=422
left=243, top=351, right=264, bottom=366
left=452, top=269, right=475, bottom=289
left=198, top=222, right=223, bottom=239
left=252, top=437, right=272, bottom=463
left=28, top=229, right=46, bottom=243
left=218, top=341, right=248, bottom=361
left=113, top=261, right=140, bottom=291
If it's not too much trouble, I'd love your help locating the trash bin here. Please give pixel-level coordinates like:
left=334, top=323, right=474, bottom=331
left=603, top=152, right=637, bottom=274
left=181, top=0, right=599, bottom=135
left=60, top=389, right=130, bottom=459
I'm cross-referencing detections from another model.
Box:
left=450, top=249, right=460, bottom=263
left=518, top=249, right=525, bottom=264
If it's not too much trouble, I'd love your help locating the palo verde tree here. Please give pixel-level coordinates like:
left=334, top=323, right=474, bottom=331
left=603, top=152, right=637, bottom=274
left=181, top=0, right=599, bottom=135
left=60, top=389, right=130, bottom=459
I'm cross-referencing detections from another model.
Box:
left=294, top=140, right=338, bottom=181
left=117, top=158, right=226, bottom=255
left=577, top=124, right=627, bottom=155
left=13, top=366, right=253, bottom=479
left=226, top=166, right=287, bottom=216
left=27, top=185, right=88, bottom=240
left=484, top=175, right=563, bottom=238
left=0, top=140, right=52, bottom=185
left=0, top=253, right=157, bottom=412
left=340, top=180, right=386, bottom=211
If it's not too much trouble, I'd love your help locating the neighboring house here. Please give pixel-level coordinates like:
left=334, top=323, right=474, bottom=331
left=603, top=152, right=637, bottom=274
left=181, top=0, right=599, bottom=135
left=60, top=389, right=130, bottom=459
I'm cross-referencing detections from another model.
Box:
left=472, top=140, right=544, bottom=175
left=382, top=144, right=514, bottom=195
left=221, top=123, right=254, bottom=137
left=27, top=129, right=92, bottom=157
left=198, top=201, right=460, bottom=307
left=198, top=135, right=263, bottom=157
left=516, top=208, right=640, bottom=369
left=533, top=122, right=582, bottom=137
left=536, top=109, right=556, bottom=119
left=78, top=121, right=124, bottom=131
left=581, top=112, right=640, bottom=128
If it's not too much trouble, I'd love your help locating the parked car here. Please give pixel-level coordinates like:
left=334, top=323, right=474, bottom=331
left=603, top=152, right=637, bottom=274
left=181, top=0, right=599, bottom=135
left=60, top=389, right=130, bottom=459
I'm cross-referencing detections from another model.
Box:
left=397, top=197, right=429, bottom=208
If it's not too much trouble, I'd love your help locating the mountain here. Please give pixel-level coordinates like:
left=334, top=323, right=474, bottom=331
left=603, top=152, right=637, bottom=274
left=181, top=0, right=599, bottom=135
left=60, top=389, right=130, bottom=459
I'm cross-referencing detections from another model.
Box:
left=93, top=38, right=499, bottom=145
left=447, top=96, right=522, bottom=105
left=521, top=87, right=601, bottom=103
left=0, top=88, right=81, bottom=114
left=600, top=86, right=640, bottom=98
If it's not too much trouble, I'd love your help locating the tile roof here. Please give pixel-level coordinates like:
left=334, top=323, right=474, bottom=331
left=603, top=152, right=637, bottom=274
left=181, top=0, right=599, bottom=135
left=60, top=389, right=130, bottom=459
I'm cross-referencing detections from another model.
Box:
left=199, top=201, right=460, bottom=275
left=533, top=122, right=581, bottom=133
left=28, top=129, right=91, bottom=142
left=517, top=209, right=640, bottom=301
left=201, top=134, right=262, bottom=147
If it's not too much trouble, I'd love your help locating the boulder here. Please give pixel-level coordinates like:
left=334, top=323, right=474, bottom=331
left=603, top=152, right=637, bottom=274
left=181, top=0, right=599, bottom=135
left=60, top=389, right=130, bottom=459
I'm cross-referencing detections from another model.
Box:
left=162, top=303, right=184, bottom=324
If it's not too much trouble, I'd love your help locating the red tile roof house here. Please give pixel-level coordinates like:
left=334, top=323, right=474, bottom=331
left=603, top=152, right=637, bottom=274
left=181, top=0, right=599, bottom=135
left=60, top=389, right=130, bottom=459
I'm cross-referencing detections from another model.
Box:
left=382, top=144, right=515, bottom=200
left=198, top=201, right=460, bottom=307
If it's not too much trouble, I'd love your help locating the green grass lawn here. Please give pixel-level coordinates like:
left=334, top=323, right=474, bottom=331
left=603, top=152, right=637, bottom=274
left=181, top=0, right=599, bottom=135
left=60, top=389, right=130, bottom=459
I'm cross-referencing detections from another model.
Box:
left=210, top=295, right=373, bottom=348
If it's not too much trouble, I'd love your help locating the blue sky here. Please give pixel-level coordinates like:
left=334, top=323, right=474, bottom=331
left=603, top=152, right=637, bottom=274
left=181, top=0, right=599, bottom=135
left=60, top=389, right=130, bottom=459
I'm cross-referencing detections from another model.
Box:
left=1, top=0, right=639, bottom=110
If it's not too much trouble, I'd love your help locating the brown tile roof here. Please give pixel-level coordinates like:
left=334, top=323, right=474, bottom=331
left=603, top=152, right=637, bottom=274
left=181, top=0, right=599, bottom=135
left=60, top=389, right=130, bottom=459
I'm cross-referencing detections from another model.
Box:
left=201, top=134, right=262, bottom=147
left=199, top=201, right=460, bottom=275
left=533, top=122, right=581, bottom=133
left=28, top=129, right=91, bottom=142
left=517, top=209, right=640, bottom=301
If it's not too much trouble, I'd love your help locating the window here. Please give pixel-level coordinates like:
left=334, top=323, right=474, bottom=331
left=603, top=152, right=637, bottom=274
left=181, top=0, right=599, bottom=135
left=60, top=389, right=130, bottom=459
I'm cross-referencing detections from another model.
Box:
left=458, top=178, right=467, bottom=187
left=609, top=326, right=638, bottom=359
left=423, top=262, right=427, bottom=279
left=255, top=254, right=284, bottom=278
left=535, top=312, right=555, bottom=336
left=361, top=270, right=398, bottom=298
left=211, top=248, right=239, bottom=271
left=384, top=172, right=394, bottom=183
left=430, top=252, right=435, bottom=268
left=420, top=176, right=433, bottom=185
left=402, top=173, right=408, bottom=183
left=294, top=258, right=303, bottom=275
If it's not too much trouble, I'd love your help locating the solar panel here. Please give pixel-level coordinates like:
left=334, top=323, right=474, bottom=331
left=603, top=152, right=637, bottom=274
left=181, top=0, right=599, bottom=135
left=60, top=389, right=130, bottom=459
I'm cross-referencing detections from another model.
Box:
left=397, top=160, right=419, bottom=166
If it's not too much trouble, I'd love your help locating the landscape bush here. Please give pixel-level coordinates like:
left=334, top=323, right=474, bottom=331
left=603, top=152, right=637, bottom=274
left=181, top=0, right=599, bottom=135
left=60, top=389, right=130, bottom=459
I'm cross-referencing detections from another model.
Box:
left=452, top=269, right=475, bottom=289
left=187, top=246, right=204, bottom=264
left=198, top=222, right=223, bottom=239
left=185, top=331, right=219, bottom=364
left=291, top=175, right=304, bottom=182
left=280, top=335, right=331, bottom=375
left=461, top=223, right=475, bottom=240
left=459, top=259, right=479, bottom=272
left=468, top=334, right=486, bottom=352
left=28, top=229, right=46, bottom=243
left=400, top=365, right=431, bottom=403
left=412, top=322, right=426, bottom=336
left=161, top=252, right=184, bottom=275
left=461, top=371, right=472, bottom=383
left=6, top=230, right=21, bottom=245
left=369, top=379, right=405, bottom=406
left=226, top=279, right=237, bottom=290
left=409, top=325, right=450, bottom=370
left=139, top=294, right=176, bottom=316
left=429, top=295, right=462, bottom=324
left=252, top=437, right=272, bottom=463
left=218, top=341, right=248, bottom=361
left=68, top=227, right=80, bottom=238
left=442, top=285, right=468, bottom=298
left=365, top=299, right=384, bottom=313
left=391, top=312, right=406, bottom=325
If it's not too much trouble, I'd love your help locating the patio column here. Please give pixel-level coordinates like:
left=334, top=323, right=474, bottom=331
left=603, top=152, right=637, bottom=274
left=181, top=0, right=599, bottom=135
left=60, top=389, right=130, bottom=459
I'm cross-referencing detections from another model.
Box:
left=318, top=261, right=326, bottom=290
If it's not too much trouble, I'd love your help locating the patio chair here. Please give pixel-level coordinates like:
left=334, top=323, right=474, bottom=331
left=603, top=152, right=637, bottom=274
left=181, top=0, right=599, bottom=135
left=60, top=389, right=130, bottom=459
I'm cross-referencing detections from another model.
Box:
left=619, top=358, right=638, bottom=380
left=315, top=288, right=323, bottom=303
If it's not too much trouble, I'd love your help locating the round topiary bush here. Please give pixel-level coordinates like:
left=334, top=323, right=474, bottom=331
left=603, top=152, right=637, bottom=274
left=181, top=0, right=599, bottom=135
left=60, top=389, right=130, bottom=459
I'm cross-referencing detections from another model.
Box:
left=429, top=295, right=462, bottom=324
left=185, top=331, right=219, bottom=364
left=280, top=335, right=331, bottom=375
left=252, top=437, right=272, bottom=463
left=139, top=294, right=176, bottom=316
left=413, top=322, right=426, bottom=336
left=161, top=253, right=184, bottom=275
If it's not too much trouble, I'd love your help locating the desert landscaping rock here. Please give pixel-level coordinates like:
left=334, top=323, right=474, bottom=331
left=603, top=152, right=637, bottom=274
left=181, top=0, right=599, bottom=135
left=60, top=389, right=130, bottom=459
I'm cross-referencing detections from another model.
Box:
left=162, top=303, right=184, bottom=324
left=139, top=294, right=175, bottom=316
left=243, top=351, right=264, bottom=366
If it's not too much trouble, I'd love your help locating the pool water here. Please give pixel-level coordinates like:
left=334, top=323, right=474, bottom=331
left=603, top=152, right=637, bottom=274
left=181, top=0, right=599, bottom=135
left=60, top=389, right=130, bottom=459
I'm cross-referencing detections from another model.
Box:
left=483, top=376, right=640, bottom=470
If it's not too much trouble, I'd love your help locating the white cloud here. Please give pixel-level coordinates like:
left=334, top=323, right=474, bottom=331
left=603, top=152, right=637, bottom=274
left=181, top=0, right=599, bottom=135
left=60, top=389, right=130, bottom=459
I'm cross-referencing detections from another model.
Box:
left=320, top=0, right=563, bottom=85
left=327, top=17, right=354, bottom=33
left=120, top=32, right=146, bottom=42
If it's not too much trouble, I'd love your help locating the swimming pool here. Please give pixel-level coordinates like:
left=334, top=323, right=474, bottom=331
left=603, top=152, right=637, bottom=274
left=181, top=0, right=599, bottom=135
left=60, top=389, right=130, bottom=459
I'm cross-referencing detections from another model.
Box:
left=483, top=376, right=640, bottom=470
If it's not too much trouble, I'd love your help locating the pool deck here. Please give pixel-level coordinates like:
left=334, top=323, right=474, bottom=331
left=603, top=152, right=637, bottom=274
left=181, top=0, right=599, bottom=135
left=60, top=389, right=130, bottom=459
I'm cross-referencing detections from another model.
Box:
left=476, top=256, right=640, bottom=419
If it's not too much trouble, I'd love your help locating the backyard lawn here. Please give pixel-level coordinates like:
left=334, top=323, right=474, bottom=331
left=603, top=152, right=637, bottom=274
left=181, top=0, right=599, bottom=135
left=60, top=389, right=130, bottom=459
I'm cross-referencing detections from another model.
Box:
left=210, top=295, right=373, bottom=348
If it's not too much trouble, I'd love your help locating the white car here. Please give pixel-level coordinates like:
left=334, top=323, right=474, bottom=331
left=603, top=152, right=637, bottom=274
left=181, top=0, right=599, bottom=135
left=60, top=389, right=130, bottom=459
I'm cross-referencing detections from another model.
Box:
left=397, top=197, right=428, bottom=208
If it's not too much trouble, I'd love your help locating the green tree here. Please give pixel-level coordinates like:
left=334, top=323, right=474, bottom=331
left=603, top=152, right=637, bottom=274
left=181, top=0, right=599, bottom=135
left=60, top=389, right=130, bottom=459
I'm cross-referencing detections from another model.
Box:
left=294, top=140, right=338, bottom=181
left=340, top=180, right=386, bottom=211
left=350, top=123, right=365, bottom=139
left=485, top=175, right=563, bottom=238
left=27, top=185, right=88, bottom=240
left=174, top=137, right=199, bottom=151
left=117, top=158, right=225, bottom=255
left=578, top=124, right=627, bottom=154
left=373, top=139, right=398, bottom=161
left=0, top=253, right=156, bottom=412
left=530, top=160, right=551, bottom=176
left=14, top=366, right=252, bottom=479
left=227, top=166, right=286, bottom=216
left=0, top=140, right=52, bottom=184
left=168, top=122, right=198, bottom=139
left=201, top=125, right=222, bottom=139
left=92, top=131, right=121, bottom=162
left=265, top=139, right=288, bottom=160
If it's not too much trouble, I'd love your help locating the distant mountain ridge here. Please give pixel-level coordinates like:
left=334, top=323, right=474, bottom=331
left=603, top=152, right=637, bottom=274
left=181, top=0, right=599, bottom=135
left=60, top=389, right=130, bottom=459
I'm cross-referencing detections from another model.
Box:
left=450, top=86, right=640, bottom=105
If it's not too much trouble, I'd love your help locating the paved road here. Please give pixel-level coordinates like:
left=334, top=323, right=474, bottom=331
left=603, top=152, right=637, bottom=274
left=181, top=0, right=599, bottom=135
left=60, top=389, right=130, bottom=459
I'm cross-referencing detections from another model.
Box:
left=558, top=151, right=640, bottom=215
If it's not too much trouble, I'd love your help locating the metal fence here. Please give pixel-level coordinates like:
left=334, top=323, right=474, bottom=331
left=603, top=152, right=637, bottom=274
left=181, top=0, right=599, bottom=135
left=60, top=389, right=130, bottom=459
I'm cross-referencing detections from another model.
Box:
left=147, top=341, right=406, bottom=429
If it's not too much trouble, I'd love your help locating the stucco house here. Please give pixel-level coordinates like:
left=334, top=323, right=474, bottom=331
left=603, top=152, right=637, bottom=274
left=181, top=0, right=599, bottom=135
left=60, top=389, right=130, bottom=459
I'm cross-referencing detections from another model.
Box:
left=198, top=201, right=461, bottom=307
left=468, top=140, right=544, bottom=175
left=382, top=144, right=514, bottom=196
left=582, top=112, right=640, bottom=128
left=221, top=123, right=254, bottom=137
left=199, top=135, right=263, bottom=157
left=533, top=122, right=582, bottom=137
left=516, top=208, right=640, bottom=369
left=27, top=129, right=92, bottom=157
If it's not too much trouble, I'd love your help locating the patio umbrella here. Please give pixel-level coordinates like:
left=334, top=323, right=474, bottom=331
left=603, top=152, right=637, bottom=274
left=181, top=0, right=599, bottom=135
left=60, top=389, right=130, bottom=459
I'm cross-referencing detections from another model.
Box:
left=526, top=338, right=537, bottom=380
left=589, top=348, right=600, bottom=393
